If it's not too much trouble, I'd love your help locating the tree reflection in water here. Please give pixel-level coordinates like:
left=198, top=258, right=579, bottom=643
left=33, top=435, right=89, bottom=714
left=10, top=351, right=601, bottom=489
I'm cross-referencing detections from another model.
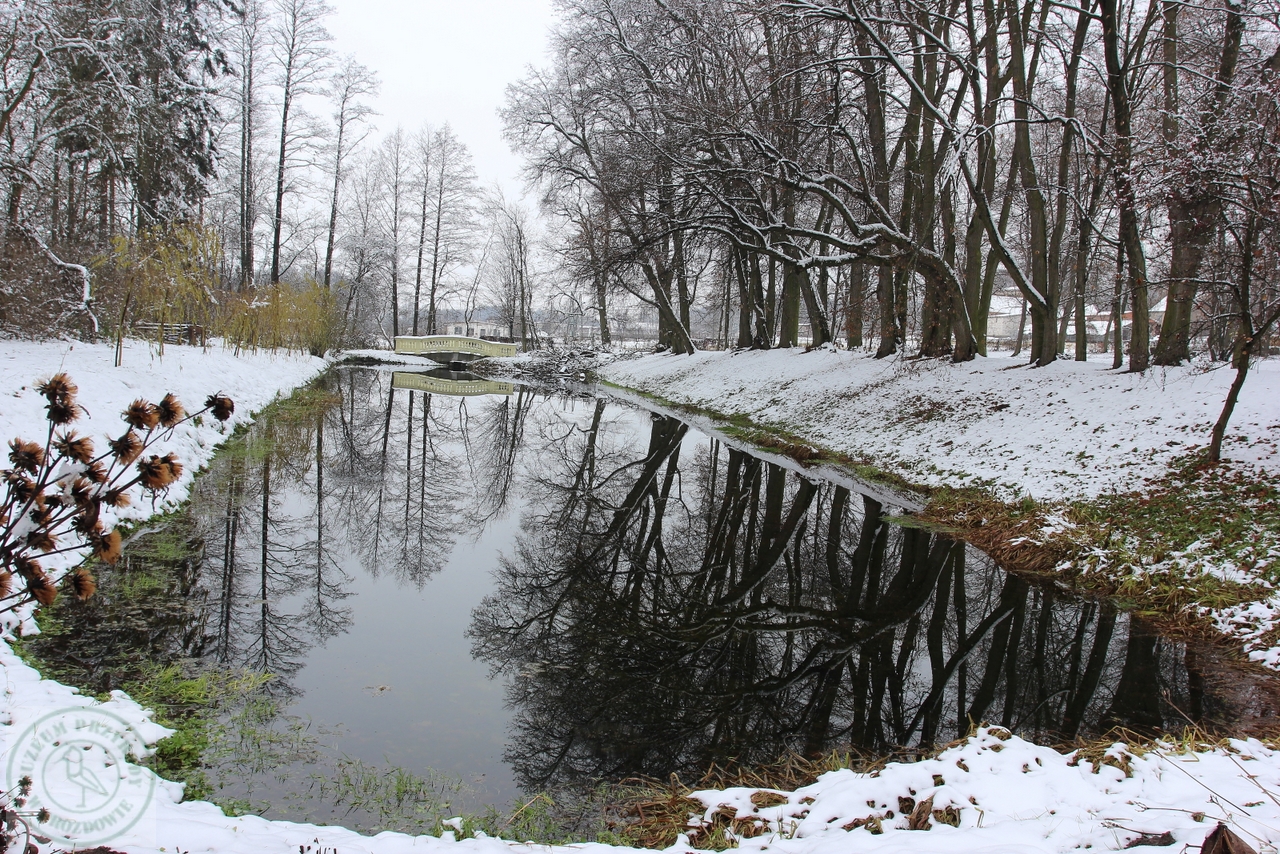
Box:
left=470, top=408, right=1212, bottom=794
left=28, top=367, right=1253, bottom=824
left=196, top=368, right=533, bottom=682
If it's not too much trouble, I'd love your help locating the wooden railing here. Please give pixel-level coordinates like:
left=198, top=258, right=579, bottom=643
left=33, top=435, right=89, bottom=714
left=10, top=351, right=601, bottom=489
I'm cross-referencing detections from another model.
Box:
left=393, top=335, right=518, bottom=359
left=133, top=322, right=206, bottom=346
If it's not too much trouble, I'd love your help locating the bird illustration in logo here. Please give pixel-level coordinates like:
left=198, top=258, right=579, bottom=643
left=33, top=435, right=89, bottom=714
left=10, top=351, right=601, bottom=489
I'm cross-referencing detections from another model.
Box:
left=61, top=745, right=110, bottom=808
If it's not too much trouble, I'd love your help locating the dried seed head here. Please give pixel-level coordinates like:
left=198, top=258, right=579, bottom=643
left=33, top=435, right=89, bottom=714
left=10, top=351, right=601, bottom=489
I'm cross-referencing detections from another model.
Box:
left=36, top=373, right=77, bottom=402
left=70, top=476, right=95, bottom=509
left=90, top=529, right=122, bottom=564
left=53, top=431, right=95, bottom=464
left=25, top=530, right=56, bottom=553
left=109, top=430, right=142, bottom=464
left=66, top=568, right=97, bottom=600
left=30, top=499, right=54, bottom=526
left=37, top=373, right=80, bottom=424
left=72, top=509, right=102, bottom=535
left=157, top=393, right=185, bottom=428
left=86, top=460, right=109, bottom=484
left=3, top=471, right=35, bottom=502
left=137, top=453, right=182, bottom=490
left=13, top=556, right=42, bottom=580
left=123, top=399, right=160, bottom=430
left=27, top=571, right=57, bottom=607
left=103, top=488, right=131, bottom=508
left=45, top=399, right=82, bottom=425
left=205, top=393, right=235, bottom=422
left=8, top=439, right=44, bottom=474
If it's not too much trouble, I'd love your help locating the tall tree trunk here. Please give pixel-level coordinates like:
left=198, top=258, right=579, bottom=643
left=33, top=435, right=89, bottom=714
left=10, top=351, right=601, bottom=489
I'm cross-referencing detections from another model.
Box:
left=1155, top=0, right=1245, bottom=365
left=239, top=33, right=256, bottom=290
left=874, top=266, right=896, bottom=358
left=270, top=64, right=293, bottom=285
left=1111, top=242, right=1127, bottom=369
left=595, top=269, right=611, bottom=346
left=734, top=246, right=754, bottom=348
left=1006, top=0, right=1058, bottom=365
left=323, top=116, right=346, bottom=290
left=1098, top=0, right=1151, bottom=371
left=848, top=264, right=865, bottom=348
left=778, top=261, right=802, bottom=347
left=412, top=165, right=429, bottom=334
left=1209, top=219, right=1280, bottom=462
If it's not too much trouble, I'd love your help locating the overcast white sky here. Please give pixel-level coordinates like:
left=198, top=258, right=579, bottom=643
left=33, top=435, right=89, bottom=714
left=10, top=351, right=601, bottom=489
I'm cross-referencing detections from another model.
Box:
left=325, top=0, right=558, bottom=197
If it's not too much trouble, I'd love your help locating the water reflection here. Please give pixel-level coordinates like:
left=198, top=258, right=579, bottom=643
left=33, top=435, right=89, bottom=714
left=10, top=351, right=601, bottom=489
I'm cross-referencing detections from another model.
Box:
left=467, top=410, right=1228, bottom=793
left=26, top=366, right=1270, bottom=826
left=392, top=369, right=516, bottom=397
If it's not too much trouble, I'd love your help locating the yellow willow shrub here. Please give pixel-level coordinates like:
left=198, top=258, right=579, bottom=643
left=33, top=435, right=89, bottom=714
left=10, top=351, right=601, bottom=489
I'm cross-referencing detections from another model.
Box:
left=215, top=281, right=341, bottom=357
left=95, top=226, right=220, bottom=366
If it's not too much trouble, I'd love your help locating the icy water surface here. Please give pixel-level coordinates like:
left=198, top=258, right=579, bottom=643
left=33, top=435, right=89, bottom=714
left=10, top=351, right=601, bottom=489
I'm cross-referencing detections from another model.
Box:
left=27, top=366, right=1279, bottom=830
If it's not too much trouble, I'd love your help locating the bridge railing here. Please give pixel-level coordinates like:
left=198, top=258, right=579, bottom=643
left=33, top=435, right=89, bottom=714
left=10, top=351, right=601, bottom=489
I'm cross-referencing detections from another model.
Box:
left=393, top=335, right=518, bottom=359
left=391, top=371, right=515, bottom=397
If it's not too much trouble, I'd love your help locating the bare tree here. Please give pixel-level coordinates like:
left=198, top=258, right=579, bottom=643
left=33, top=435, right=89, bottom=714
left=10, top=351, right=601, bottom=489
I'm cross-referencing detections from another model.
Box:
left=488, top=194, right=539, bottom=349
left=267, top=0, right=332, bottom=285
left=377, top=129, right=410, bottom=338
left=322, top=56, right=378, bottom=289
left=233, top=0, right=268, bottom=290
left=415, top=125, right=478, bottom=335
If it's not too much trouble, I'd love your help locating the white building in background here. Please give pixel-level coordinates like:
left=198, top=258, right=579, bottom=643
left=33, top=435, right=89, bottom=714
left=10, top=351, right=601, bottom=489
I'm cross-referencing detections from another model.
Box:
left=986, top=293, right=1027, bottom=343
left=985, top=290, right=1165, bottom=350
left=448, top=322, right=510, bottom=338
left=434, top=307, right=513, bottom=340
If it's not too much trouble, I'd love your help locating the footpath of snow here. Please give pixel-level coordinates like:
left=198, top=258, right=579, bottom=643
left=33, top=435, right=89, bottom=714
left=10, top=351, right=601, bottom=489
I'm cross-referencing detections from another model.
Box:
left=1, top=340, right=1278, bottom=854
left=600, top=347, right=1280, bottom=501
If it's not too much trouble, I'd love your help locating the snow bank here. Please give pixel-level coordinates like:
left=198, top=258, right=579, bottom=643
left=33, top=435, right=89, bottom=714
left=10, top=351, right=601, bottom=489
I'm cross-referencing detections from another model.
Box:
left=685, top=726, right=1280, bottom=854
left=601, top=348, right=1280, bottom=501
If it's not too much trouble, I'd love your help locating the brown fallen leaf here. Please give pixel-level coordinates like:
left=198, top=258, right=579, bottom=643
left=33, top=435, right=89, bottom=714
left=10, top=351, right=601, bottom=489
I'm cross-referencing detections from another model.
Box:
left=1201, top=824, right=1257, bottom=854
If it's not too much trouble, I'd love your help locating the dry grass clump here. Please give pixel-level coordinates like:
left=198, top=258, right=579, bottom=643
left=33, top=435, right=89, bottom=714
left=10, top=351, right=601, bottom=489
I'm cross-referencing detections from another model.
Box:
left=612, top=748, right=920, bottom=849
left=610, top=723, right=1280, bottom=850
left=216, top=282, right=341, bottom=358
left=95, top=225, right=344, bottom=360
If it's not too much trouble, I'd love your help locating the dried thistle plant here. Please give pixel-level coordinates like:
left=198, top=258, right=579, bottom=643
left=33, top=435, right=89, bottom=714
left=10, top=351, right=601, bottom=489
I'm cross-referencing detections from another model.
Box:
left=0, top=372, right=234, bottom=615
left=0, top=774, right=51, bottom=853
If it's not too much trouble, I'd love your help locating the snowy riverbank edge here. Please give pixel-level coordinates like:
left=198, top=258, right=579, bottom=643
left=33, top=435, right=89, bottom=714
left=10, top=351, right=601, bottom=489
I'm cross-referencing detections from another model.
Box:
left=596, top=347, right=1280, bottom=501
left=0, top=340, right=1277, bottom=854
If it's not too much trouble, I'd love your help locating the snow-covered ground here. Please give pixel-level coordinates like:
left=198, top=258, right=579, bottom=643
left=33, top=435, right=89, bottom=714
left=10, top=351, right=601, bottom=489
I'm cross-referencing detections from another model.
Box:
left=600, top=347, right=1280, bottom=501
left=2, top=339, right=1279, bottom=854
left=684, top=726, right=1280, bottom=854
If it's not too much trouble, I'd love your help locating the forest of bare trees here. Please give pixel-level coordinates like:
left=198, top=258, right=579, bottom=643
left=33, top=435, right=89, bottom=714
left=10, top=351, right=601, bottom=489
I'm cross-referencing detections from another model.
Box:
left=0, top=0, right=535, bottom=348
left=508, top=0, right=1280, bottom=372
left=1, top=0, right=1277, bottom=379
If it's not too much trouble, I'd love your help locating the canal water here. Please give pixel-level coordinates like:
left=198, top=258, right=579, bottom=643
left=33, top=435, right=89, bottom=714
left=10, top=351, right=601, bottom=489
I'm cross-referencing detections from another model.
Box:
left=25, top=365, right=1278, bottom=833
